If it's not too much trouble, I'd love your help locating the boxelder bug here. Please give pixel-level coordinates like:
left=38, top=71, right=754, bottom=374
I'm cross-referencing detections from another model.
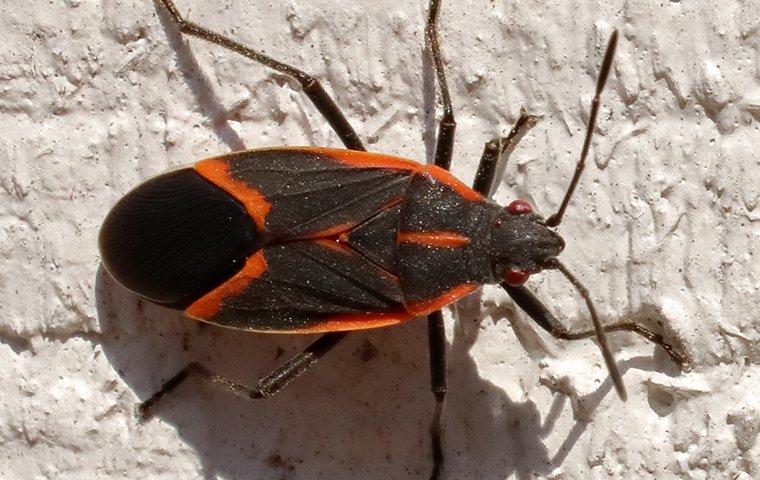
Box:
left=100, top=0, right=688, bottom=478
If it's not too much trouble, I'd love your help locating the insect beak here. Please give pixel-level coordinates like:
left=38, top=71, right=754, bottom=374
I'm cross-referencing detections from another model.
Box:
left=553, top=230, right=566, bottom=254
left=543, top=228, right=565, bottom=258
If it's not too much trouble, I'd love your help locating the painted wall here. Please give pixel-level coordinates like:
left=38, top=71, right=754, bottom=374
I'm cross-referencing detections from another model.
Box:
left=1, top=0, right=758, bottom=478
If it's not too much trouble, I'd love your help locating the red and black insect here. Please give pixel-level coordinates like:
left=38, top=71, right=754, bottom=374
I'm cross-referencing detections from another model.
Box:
left=100, top=1, right=687, bottom=478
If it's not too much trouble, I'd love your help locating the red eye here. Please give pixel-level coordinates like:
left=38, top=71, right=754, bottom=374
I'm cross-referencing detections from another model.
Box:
left=507, top=200, right=533, bottom=215
left=504, top=268, right=530, bottom=286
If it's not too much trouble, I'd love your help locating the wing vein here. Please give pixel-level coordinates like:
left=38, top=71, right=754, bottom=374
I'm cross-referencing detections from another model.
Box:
left=280, top=176, right=410, bottom=237
left=289, top=243, right=401, bottom=307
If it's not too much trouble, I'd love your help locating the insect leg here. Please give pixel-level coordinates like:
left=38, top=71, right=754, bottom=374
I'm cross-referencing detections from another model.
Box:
left=425, top=1, right=453, bottom=477
left=471, top=109, right=538, bottom=197
left=137, top=331, right=347, bottom=419
left=427, top=0, right=455, bottom=170
left=427, top=310, right=446, bottom=480
left=155, top=0, right=364, bottom=151
left=503, top=284, right=689, bottom=366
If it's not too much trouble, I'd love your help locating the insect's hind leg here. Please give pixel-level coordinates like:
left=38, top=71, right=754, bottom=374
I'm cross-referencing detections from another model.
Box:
left=138, top=332, right=348, bottom=419
left=504, top=285, right=689, bottom=366
left=155, top=0, right=364, bottom=151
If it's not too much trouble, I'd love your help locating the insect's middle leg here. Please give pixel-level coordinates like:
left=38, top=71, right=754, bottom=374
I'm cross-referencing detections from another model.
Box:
left=427, top=311, right=447, bottom=480
left=138, top=331, right=348, bottom=419
left=155, top=0, right=364, bottom=151
left=427, top=0, right=455, bottom=171
left=425, top=1, right=454, bottom=478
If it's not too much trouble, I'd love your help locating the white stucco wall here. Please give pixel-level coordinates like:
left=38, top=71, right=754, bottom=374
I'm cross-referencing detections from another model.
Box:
left=1, top=0, right=758, bottom=478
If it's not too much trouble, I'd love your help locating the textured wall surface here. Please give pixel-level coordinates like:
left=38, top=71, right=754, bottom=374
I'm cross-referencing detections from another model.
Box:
left=2, top=0, right=759, bottom=478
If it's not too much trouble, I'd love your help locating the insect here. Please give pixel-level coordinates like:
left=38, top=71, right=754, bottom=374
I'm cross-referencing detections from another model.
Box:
left=100, top=1, right=687, bottom=478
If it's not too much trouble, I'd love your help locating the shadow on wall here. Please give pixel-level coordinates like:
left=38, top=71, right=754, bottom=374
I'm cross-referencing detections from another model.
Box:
left=95, top=264, right=593, bottom=480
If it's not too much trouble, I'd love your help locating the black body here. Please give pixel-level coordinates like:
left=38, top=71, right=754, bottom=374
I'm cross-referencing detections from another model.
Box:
left=100, top=148, right=565, bottom=331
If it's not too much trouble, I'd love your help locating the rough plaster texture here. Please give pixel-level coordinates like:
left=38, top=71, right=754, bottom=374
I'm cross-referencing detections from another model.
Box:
left=1, top=0, right=759, bottom=478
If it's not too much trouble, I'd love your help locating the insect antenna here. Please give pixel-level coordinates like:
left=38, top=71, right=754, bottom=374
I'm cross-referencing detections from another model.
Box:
left=546, top=258, right=627, bottom=401
left=546, top=30, right=618, bottom=228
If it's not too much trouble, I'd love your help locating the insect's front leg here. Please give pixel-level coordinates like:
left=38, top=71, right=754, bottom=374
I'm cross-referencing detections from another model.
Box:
left=503, top=284, right=689, bottom=366
left=471, top=109, right=538, bottom=197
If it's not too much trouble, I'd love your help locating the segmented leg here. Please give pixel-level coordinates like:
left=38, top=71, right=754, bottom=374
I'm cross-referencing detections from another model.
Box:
left=472, top=109, right=538, bottom=198
left=155, top=0, right=364, bottom=151
left=425, top=1, right=454, bottom=478
left=138, top=331, right=348, bottom=419
left=479, top=32, right=639, bottom=398
left=427, top=310, right=447, bottom=480
left=504, top=285, right=689, bottom=366
left=426, top=0, right=455, bottom=171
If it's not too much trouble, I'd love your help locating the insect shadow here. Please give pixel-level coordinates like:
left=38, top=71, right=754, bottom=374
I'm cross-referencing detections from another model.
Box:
left=154, top=2, right=246, bottom=152
left=96, top=266, right=570, bottom=479
left=96, top=266, right=680, bottom=479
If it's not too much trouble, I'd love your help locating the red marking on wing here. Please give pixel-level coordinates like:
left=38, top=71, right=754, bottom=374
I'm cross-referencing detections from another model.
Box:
left=405, top=284, right=479, bottom=315
left=419, top=166, right=484, bottom=202
left=195, top=158, right=271, bottom=231
left=397, top=231, right=471, bottom=248
left=292, top=310, right=415, bottom=333
left=313, top=238, right=355, bottom=254
left=380, top=195, right=405, bottom=210
left=311, top=240, right=401, bottom=283
left=308, top=147, right=421, bottom=171
left=185, top=251, right=268, bottom=320
left=295, top=222, right=356, bottom=240
left=307, top=147, right=484, bottom=203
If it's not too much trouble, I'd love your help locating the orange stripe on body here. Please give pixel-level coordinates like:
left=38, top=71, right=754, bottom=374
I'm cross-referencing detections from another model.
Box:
left=291, top=310, right=414, bottom=334
left=294, top=222, right=356, bottom=240
left=292, top=282, right=477, bottom=333
left=308, top=147, right=421, bottom=171
left=419, top=166, right=483, bottom=202
left=405, top=284, right=479, bottom=316
left=195, top=158, right=271, bottom=231
left=313, top=237, right=354, bottom=254
left=397, top=231, right=471, bottom=248
left=185, top=251, right=267, bottom=320
left=307, top=147, right=484, bottom=203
